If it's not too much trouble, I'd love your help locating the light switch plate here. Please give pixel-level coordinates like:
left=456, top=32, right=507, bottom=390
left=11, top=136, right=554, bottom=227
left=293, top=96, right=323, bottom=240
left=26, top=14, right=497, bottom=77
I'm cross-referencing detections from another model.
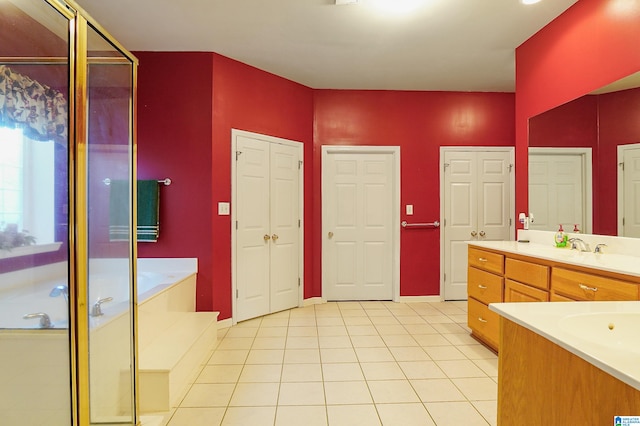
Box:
left=406, top=204, right=414, bottom=215
left=218, top=202, right=230, bottom=215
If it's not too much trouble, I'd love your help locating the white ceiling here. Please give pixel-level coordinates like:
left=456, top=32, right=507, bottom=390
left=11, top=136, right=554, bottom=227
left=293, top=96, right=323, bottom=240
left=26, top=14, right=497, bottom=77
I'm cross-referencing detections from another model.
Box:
left=74, top=0, right=578, bottom=92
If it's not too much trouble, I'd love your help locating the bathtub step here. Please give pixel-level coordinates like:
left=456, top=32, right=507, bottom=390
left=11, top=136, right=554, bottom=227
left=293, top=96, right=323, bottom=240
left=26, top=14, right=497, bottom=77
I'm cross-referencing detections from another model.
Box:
left=138, top=311, right=219, bottom=413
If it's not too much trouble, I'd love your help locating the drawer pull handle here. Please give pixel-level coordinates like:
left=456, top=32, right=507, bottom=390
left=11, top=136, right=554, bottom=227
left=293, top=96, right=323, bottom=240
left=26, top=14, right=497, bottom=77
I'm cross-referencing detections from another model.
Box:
left=478, top=284, right=488, bottom=289
left=478, top=258, right=488, bottom=262
left=579, top=284, right=598, bottom=292
left=478, top=317, right=488, bottom=323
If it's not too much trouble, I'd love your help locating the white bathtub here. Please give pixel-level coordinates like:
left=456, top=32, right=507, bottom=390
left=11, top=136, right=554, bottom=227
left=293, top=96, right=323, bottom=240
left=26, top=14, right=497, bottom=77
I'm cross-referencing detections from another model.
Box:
left=0, top=257, right=197, bottom=425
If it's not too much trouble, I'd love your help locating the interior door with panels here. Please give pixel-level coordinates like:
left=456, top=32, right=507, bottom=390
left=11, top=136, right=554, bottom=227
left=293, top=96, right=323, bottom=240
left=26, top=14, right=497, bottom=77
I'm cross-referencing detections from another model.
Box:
left=234, top=132, right=301, bottom=322
left=323, top=150, right=394, bottom=301
left=442, top=149, right=512, bottom=300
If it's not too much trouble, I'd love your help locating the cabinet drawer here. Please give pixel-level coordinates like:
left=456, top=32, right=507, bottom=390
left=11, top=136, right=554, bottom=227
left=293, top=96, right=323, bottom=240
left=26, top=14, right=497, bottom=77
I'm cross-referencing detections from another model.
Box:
left=551, top=267, right=639, bottom=301
left=468, top=298, right=500, bottom=350
left=468, top=247, right=504, bottom=275
left=505, top=258, right=549, bottom=290
left=468, top=266, right=503, bottom=304
left=505, top=279, right=549, bottom=302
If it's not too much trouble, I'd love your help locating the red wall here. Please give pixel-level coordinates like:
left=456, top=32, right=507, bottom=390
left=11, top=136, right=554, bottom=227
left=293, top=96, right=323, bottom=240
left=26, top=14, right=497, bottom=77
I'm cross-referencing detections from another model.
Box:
left=210, top=54, right=314, bottom=317
left=135, top=52, right=215, bottom=311
left=314, top=90, right=515, bottom=296
left=515, top=0, right=640, bottom=220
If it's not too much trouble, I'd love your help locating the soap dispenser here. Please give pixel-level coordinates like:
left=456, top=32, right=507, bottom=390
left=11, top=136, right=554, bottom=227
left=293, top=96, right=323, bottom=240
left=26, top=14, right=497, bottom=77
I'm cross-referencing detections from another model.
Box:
left=555, top=225, right=567, bottom=247
left=573, top=224, right=580, bottom=233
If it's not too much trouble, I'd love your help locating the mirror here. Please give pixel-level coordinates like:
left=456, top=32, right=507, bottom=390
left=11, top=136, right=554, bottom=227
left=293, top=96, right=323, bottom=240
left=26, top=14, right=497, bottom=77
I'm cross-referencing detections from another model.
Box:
left=528, top=72, right=640, bottom=237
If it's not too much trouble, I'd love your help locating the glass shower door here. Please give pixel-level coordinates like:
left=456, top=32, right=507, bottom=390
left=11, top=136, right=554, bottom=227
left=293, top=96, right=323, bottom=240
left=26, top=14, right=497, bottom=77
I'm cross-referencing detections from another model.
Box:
left=0, top=1, right=71, bottom=425
left=85, top=23, right=136, bottom=424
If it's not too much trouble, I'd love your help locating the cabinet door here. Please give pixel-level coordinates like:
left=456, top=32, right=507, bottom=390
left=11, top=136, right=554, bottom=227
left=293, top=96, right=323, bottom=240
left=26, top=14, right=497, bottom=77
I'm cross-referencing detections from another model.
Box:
left=468, top=298, right=500, bottom=350
left=505, top=279, right=549, bottom=302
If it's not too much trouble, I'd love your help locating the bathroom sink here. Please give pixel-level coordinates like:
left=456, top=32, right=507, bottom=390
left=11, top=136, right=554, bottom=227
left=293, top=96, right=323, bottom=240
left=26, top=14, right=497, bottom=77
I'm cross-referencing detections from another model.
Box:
left=559, top=312, right=640, bottom=354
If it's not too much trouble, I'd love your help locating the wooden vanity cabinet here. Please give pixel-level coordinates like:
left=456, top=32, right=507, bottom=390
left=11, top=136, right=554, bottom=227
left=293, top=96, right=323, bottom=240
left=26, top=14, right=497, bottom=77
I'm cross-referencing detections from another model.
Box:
left=467, top=247, right=504, bottom=350
left=467, top=244, right=640, bottom=351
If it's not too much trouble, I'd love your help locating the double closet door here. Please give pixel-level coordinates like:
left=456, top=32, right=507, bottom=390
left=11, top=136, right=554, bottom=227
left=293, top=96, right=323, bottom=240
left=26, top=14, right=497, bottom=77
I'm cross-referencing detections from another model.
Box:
left=442, top=149, right=513, bottom=300
left=234, top=132, right=302, bottom=322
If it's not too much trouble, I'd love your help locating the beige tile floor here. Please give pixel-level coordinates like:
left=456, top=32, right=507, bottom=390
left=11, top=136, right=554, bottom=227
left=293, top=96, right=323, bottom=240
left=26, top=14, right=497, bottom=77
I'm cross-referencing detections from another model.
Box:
left=165, top=301, right=498, bottom=426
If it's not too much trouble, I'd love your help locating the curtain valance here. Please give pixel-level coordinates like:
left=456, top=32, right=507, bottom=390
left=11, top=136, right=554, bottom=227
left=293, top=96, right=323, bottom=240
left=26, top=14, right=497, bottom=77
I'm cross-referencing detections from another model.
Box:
left=0, top=65, right=67, bottom=144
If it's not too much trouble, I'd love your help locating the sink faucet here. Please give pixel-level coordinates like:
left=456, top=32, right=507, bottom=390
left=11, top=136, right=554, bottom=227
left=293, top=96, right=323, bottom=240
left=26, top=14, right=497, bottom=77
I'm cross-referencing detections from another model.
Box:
left=91, top=297, right=113, bottom=317
left=569, top=238, right=590, bottom=252
left=23, top=312, right=53, bottom=328
left=594, top=243, right=607, bottom=253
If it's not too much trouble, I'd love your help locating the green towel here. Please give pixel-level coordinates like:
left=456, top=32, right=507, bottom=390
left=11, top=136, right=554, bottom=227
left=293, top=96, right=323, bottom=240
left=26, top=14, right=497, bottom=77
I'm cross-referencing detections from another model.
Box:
left=109, top=180, right=160, bottom=242
left=108, top=180, right=130, bottom=242
left=136, top=180, right=160, bottom=242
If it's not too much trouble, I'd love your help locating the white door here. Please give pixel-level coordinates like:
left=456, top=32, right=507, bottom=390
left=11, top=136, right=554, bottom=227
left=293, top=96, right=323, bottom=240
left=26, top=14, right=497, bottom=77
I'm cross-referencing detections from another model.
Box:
left=442, top=150, right=512, bottom=300
left=529, top=153, right=586, bottom=232
left=235, top=133, right=301, bottom=322
left=323, top=150, right=394, bottom=301
left=622, top=147, right=640, bottom=238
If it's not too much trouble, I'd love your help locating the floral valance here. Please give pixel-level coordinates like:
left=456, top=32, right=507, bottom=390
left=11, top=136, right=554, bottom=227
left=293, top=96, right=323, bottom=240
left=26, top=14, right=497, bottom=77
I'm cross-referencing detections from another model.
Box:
left=0, top=65, right=67, bottom=144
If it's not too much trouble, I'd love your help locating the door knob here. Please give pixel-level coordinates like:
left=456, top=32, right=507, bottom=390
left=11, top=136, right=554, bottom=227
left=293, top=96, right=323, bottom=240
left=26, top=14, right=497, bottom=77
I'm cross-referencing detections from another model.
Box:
left=272, top=234, right=279, bottom=242
left=263, top=234, right=271, bottom=242
left=471, top=231, right=478, bottom=237
left=328, top=231, right=334, bottom=239
left=479, top=231, right=486, bottom=237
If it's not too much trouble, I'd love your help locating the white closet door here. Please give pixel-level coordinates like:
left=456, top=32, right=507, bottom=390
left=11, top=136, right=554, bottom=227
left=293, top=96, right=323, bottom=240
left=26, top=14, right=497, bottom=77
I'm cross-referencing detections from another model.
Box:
left=270, top=142, right=300, bottom=313
left=529, top=153, right=584, bottom=231
left=236, top=135, right=271, bottom=321
left=623, top=147, right=640, bottom=238
left=443, top=150, right=511, bottom=300
left=323, top=151, right=394, bottom=301
left=443, top=151, right=478, bottom=301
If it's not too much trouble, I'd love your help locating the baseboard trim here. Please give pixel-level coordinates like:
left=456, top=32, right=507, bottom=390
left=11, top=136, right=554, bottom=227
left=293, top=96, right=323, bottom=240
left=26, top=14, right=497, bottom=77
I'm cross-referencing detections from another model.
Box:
left=302, top=297, right=325, bottom=307
left=216, top=317, right=233, bottom=330
left=398, top=295, right=443, bottom=303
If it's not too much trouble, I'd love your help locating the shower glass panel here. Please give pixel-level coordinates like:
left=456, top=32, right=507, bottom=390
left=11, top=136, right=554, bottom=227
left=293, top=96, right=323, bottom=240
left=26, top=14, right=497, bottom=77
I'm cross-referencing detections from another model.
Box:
left=86, top=23, right=136, bottom=424
left=0, top=1, right=71, bottom=425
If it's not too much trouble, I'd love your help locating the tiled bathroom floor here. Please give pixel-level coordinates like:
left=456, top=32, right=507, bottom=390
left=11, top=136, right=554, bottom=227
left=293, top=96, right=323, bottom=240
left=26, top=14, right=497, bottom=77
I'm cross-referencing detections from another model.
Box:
left=164, top=301, right=497, bottom=426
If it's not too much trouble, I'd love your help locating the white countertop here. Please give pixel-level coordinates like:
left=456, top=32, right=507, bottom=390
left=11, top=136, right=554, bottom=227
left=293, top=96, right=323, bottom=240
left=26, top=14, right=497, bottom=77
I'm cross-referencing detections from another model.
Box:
left=490, top=301, right=640, bottom=390
left=468, top=240, right=640, bottom=278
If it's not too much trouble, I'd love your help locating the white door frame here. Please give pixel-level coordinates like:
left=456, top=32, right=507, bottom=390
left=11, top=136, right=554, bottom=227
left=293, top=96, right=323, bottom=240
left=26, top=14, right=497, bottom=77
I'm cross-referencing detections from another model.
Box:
left=529, top=147, right=593, bottom=233
left=321, top=145, right=401, bottom=302
left=231, top=129, right=304, bottom=325
left=617, top=142, right=640, bottom=236
left=439, top=146, right=515, bottom=301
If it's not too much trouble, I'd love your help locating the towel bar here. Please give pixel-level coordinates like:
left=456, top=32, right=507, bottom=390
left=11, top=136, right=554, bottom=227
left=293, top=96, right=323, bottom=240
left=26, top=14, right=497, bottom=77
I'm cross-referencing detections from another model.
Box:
left=103, top=178, right=171, bottom=186
left=401, top=220, right=440, bottom=228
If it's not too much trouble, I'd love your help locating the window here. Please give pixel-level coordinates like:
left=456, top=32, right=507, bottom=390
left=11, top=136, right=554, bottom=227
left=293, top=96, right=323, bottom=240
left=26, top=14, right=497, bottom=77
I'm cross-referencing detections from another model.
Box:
left=0, top=126, right=55, bottom=246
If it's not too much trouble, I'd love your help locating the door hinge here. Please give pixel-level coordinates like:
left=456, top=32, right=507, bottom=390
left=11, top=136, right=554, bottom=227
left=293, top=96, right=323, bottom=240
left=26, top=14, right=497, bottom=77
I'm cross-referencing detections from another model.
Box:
left=508, top=163, right=514, bottom=172
left=236, top=289, right=239, bottom=299
left=298, top=160, right=303, bottom=170
left=443, top=273, right=446, bottom=282
left=619, top=162, right=625, bottom=171
left=623, top=217, right=626, bottom=226
left=298, top=277, right=301, bottom=287
left=443, top=218, right=446, bottom=227
left=235, top=221, right=238, bottom=230
left=236, top=151, right=242, bottom=161
left=509, top=218, right=512, bottom=226
left=298, top=219, right=301, bottom=228
left=443, top=162, right=450, bottom=171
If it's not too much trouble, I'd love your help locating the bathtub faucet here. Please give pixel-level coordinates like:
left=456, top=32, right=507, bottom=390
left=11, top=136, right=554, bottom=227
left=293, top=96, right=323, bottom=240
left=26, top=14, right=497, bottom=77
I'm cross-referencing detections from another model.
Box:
left=91, top=297, right=113, bottom=317
left=23, top=312, right=53, bottom=328
left=49, top=285, right=69, bottom=304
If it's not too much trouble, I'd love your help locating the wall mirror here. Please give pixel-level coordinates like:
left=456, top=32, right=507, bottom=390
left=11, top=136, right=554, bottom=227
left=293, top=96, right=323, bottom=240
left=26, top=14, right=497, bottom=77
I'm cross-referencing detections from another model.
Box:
left=528, top=71, right=640, bottom=237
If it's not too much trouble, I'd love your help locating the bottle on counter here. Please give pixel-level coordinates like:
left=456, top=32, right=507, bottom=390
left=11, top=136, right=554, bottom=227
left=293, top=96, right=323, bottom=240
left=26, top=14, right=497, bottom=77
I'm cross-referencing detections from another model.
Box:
left=555, top=224, right=567, bottom=247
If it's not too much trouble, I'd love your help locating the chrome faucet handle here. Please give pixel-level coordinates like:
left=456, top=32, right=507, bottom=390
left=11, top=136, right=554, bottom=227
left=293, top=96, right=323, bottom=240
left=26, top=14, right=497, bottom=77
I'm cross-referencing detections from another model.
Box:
left=91, top=297, right=113, bottom=317
left=594, top=243, right=607, bottom=253
left=568, top=238, right=580, bottom=250
left=23, top=312, right=53, bottom=328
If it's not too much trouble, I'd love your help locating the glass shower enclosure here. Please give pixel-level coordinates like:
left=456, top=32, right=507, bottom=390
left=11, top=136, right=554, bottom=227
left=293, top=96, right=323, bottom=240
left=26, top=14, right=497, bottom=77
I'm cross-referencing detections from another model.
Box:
left=0, top=0, right=138, bottom=424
